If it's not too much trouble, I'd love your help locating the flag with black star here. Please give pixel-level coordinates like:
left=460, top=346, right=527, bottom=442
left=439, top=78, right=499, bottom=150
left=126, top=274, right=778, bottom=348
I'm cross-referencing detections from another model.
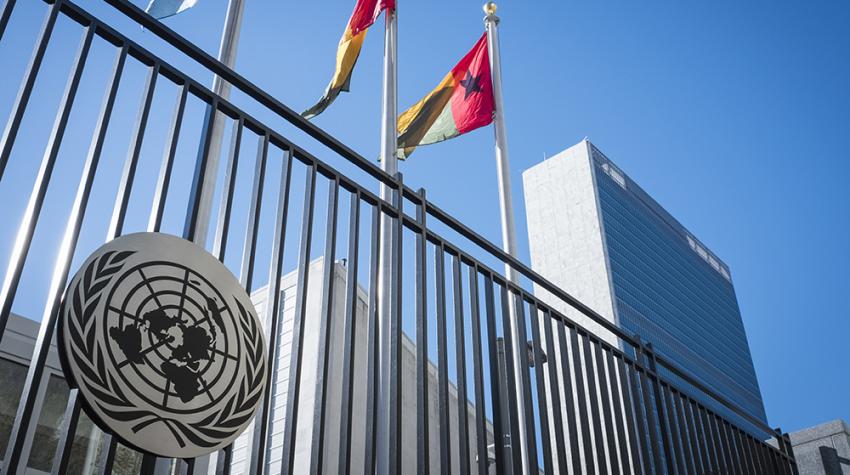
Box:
left=397, top=33, right=494, bottom=159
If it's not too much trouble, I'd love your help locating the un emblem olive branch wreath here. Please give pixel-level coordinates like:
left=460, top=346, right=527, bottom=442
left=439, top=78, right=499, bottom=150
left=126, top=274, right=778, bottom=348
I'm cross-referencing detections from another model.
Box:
left=64, top=250, right=267, bottom=449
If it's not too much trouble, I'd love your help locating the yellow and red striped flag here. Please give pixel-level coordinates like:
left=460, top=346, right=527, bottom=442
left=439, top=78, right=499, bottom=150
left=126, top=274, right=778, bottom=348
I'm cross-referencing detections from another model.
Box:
left=303, top=0, right=395, bottom=119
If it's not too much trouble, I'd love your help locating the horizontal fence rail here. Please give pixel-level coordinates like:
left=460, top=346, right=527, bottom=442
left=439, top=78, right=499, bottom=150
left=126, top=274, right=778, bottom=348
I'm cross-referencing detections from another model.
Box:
left=0, top=0, right=797, bottom=474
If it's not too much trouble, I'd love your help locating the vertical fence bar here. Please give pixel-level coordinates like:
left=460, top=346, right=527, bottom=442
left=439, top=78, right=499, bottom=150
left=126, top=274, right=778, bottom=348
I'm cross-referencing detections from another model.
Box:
left=107, top=63, right=159, bottom=239
left=182, top=99, right=219, bottom=243
left=627, top=360, right=653, bottom=475
left=726, top=420, right=744, bottom=474
left=646, top=343, right=676, bottom=474
left=737, top=429, right=758, bottom=473
left=148, top=82, right=190, bottom=233
left=553, top=322, right=580, bottom=473
left=279, top=164, right=317, bottom=474
left=750, top=434, right=764, bottom=474
left=672, top=391, right=696, bottom=474
left=604, top=350, right=630, bottom=475
left=482, top=273, right=505, bottom=475
left=1, top=26, right=94, bottom=472
left=95, top=435, right=117, bottom=475
left=685, top=398, right=708, bottom=474
left=452, top=253, right=471, bottom=474
left=580, top=332, right=607, bottom=474
left=0, top=0, right=61, bottom=181
left=636, top=365, right=663, bottom=473
left=238, top=134, right=268, bottom=291
left=700, top=404, right=721, bottom=472
left=210, top=118, right=242, bottom=259
left=309, top=177, right=339, bottom=475
left=527, top=303, right=552, bottom=475
left=616, top=357, right=643, bottom=474
left=414, top=189, right=430, bottom=475
left=541, top=311, right=567, bottom=474
left=44, top=41, right=128, bottom=474
left=0, top=22, right=93, bottom=341
left=140, top=453, right=157, bottom=475
left=222, top=133, right=267, bottom=475
left=785, top=432, right=798, bottom=475
left=662, top=385, right=684, bottom=474
left=775, top=431, right=790, bottom=475
left=566, top=325, right=593, bottom=474
left=49, top=389, right=82, bottom=474
left=247, top=145, right=290, bottom=474
left=434, top=244, right=452, bottom=471
left=336, top=191, right=360, bottom=475
left=757, top=437, right=770, bottom=474
left=738, top=427, right=752, bottom=474
left=737, top=427, right=754, bottom=474
left=789, top=434, right=800, bottom=475
left=467, top=265, right=488, bottom=475
left=511, top=294, right=539, bottom=474
left=499, top=286, right=523, bottom=475
left=363, top=202, right=381, bottom=475
left=714, top=414, right=733, bottom=472
left=592, top=342, right=617, bottom=475
left=707, top=410, right=726, bottom=472
left=224, top=132, right=269, bottom=471
left=0, top=0, right=17, bottom=42
left=225, top=130, right=270, bottom=475
left=389, top=175, right=404, bottom=475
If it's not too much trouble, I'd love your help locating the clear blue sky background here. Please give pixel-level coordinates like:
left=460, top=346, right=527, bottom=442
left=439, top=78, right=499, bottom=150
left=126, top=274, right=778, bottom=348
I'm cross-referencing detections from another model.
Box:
left=1, top=0, right=848, bottom=438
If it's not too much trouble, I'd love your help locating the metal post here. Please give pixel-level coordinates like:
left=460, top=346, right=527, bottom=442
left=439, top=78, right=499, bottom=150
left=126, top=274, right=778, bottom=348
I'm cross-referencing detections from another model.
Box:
left=183, top=4, right=244, bottom=470
left=495, top=338, right=513, bottom=473
left=483, top=4, right=529, bottom=473
left=376, top=4, right=398, bottom=474
left=187, top=0, right=245, bottom=246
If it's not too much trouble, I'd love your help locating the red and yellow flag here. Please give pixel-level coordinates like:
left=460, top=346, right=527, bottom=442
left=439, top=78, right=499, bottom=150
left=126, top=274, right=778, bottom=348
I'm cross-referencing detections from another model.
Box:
left=303, top=0, right=394, bottom=119
left=397, top=33, right=494, bottom=159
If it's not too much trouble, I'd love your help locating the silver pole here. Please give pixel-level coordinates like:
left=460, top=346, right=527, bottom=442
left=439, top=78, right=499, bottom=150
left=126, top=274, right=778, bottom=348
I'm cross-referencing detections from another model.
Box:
left=376, top=5, right=398, bottom=474
left=194, top=2, right=245, bottom=473
left=191, top=0, right=246, bottom=246
left=484, top=3, right=530, bottom=473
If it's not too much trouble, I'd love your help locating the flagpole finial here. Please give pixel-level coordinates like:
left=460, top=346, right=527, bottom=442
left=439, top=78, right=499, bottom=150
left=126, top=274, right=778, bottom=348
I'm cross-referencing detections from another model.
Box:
left=483, top=2, right=499, bottom=24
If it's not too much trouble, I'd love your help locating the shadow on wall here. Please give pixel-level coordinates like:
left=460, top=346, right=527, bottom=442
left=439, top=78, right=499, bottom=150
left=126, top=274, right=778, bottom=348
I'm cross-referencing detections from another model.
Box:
left=819, top=446, right=850, bottom=475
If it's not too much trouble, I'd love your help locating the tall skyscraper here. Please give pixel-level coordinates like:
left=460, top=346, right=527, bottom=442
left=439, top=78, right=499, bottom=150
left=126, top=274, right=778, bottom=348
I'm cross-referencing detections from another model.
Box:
left=522, top=139, right=767, bottom=426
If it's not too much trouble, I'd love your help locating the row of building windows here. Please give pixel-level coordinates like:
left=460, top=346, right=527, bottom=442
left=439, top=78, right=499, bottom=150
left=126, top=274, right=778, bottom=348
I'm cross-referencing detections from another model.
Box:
left=591, top=148, right=734, bottom=284
left=610, top=267, right=760, bottom=393
left=604, top=236, right=753, bottom=366
left=596, top=174, right=738, bottom=306
left=592, top=164, right=766, bottom=424
left=598, top=192, right=749, bottom=343
left=616, top=299, right=767, bottom=420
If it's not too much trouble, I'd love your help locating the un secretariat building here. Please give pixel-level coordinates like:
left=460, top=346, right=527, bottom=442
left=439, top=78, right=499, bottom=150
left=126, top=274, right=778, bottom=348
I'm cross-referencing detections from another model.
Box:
left=522, top=139, right=767, bottom=428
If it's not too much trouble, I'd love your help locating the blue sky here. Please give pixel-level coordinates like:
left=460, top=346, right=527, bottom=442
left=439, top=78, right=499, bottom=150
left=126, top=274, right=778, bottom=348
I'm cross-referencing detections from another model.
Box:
left=1, top=0, right=848, bottom=440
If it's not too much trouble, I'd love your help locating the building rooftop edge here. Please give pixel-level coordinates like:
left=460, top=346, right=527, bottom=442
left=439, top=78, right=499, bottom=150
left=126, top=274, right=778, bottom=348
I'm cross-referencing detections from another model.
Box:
left=788, top=419, right=850, bottom=446
left=525, top=139, right=733, bottom=280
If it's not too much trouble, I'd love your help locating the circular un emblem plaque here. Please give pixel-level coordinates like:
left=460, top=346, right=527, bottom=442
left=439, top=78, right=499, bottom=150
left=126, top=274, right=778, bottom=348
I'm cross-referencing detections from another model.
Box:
left=58, top=232, right=267, bottom=458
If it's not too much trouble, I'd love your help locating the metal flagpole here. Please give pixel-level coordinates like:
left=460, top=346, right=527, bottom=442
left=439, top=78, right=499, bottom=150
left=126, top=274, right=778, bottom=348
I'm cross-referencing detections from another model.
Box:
left=186, top=0, right=246, bottom=247
left=376, top=3, right=398, bottom=474
left=187, top=2, right=245, bottom=473
left=484, top=3, right=531, bottom=473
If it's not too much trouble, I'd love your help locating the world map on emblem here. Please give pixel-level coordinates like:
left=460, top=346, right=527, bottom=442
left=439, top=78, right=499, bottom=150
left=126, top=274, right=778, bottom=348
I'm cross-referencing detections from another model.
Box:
left=58, top=233, right=267, bottom=459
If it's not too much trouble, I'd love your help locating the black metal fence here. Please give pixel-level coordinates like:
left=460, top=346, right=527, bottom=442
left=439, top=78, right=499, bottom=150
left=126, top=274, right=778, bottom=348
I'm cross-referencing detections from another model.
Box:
left=0, top=0, right=797, bottom=474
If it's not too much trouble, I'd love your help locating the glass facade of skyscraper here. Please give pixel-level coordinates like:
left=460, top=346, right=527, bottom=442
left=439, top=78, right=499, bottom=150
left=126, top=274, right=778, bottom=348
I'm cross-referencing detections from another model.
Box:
left=589, top=145, right=768, bottom=425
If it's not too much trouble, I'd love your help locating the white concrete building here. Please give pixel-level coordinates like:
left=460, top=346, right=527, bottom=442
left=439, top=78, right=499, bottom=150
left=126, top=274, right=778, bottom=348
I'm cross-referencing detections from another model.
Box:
left=225, top=257, right=492, bottom=475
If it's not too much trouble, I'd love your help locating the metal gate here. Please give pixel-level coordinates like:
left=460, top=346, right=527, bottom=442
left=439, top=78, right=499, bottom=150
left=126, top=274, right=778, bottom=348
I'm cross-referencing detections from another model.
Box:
left=0, top=0, right=797, bottom=473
